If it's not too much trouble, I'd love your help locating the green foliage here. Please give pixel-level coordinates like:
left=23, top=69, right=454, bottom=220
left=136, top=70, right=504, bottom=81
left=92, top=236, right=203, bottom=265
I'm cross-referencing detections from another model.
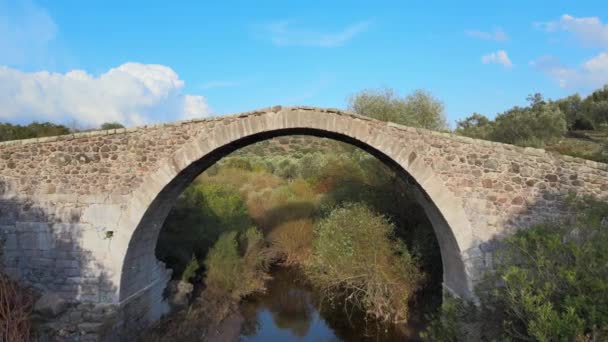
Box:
left=100, top=122, right=125, bottom=130
left=204, top=227, right=270, bottom=299
left=222, top=157, right=253, bottom=171
left=349, top=87, right=448, bottom=130
left=426, top=197, right=608, bottom=341
left=455, top=113, right=494, bottom=139
left=583, top=85, right=608, bottom=127
left=275, top=158, right=298, bottom=180
left=491, top=94, right=566, bottom=146
left=204, top=231, right=242, bottom=294
left=456, top=86, right=608, bottom=160
left=421, top=295, right=477, bottom=342
left=555, top=94, right=593, bottom=130
left=181, top=254, right=200, bottom=282
left=155, top=183, right=252, bottom=279
left=158, top=135, right=442, bottom=333
left=483, top=197, right=608, bottom=341
left=306, top=203, right=426, bottom=323
left=456, top=94, right=567, bottom=147
left=0, top=122, right=71, bottom=142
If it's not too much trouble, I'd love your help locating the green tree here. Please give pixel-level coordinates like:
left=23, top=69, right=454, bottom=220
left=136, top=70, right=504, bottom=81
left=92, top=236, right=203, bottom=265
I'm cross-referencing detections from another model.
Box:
left=455, top=113, right=493, bottom=139
left=555, top=94, right=593, bottom=130
left=0, top=122, right=70, bottom=142
left=100, top=122, right=125, bottom=130
left=491, top=99, right=566, bottom=146
left=348, top=88, right=448, bottom=130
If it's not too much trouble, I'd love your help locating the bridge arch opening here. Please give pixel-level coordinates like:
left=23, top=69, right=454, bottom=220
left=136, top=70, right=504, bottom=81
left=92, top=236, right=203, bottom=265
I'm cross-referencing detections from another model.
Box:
left=117, top=113, right=475, bottom=330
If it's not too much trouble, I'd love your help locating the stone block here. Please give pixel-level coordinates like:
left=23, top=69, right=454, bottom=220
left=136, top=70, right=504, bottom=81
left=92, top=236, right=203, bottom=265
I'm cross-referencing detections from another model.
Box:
left=56, top=259, right=80, bottom=269
left=34, top=292, right=69, bottom=318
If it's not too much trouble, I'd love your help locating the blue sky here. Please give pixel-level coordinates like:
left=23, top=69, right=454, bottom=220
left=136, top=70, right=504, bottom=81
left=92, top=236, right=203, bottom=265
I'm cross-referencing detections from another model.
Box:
left=1, top=0, right=607, bottom=128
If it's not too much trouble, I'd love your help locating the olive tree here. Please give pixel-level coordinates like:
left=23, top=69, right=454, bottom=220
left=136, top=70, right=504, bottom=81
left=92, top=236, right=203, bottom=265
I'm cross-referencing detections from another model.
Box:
left=348, top=88, right=448, bottom=130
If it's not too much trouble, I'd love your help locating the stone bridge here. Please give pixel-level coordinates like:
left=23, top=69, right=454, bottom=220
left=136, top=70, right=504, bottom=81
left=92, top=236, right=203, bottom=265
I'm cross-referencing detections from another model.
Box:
left=0, top=106, right=606, bottom=339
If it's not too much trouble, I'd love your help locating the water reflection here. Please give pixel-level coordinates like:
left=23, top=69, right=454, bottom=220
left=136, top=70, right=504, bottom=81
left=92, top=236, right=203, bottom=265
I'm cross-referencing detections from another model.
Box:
left=239, top=267, right=425, bottom=342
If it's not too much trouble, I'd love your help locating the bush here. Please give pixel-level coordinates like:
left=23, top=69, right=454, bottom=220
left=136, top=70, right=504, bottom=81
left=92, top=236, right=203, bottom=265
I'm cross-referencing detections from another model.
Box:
left=268, top=219, right=314, bottom=266
left=181, top=255, right=200, bottom=282
left=156, top=183, right=252, bottom=279
left=481, top=197, right=608, bottom=341
left=275, top=158, right=298, bottom=180
left=425, top=197, right=608, bottom=341
left=204, top=231, right=243, bottom=296
left=222, top=157, right=253, bottom=171
left=306, top=203, right=425, bottom=323
left=204, top=227, right=271, bottom=299
left=1, top=240, right=33, bottom=342
left=421, top=295, right=478, bottom=342
left=0, top=275, right=33, bottom=342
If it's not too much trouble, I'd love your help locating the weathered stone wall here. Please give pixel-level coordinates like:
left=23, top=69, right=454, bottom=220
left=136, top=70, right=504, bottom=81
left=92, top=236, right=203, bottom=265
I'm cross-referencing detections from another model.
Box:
left=0, top=106, right=606, bottom=340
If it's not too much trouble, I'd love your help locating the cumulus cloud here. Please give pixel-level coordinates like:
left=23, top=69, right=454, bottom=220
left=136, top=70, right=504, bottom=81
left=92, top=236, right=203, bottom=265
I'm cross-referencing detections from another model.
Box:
left=537, top=14, right=608, bottom=48
left=531, top=52, right=608, bottom=89
left=263, top=20, right=371, bottom=47
left=0, top=0, right=58, bottom=66
left=465, top=27, right=509, bottom=42
left=0, top=63, right=211, bottom=127
left=481, top=50, right=513, bottom=68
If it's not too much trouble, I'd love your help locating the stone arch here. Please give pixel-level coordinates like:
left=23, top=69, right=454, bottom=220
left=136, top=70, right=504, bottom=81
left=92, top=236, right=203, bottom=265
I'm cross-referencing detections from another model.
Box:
left=115, top=108, right=476, bottom=325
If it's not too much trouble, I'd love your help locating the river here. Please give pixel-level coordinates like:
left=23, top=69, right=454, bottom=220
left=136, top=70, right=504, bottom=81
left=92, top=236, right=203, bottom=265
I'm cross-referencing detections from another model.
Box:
left=237, top=267, right=428, bottom=342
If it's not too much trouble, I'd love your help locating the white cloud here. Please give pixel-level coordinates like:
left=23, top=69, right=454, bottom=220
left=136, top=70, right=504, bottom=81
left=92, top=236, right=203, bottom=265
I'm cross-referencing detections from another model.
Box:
left=531, top=52, right=608, bottom=89
left=263, top=20, right=371, bottom=47
left=481, top=50, right=513, bottom=68
left=181, top=95, right=210, bottom=120
left=0, top=63, right=212, bottom=127
left=0, top=0, right=58, bottom=66
left=465, top=28, right=509, bottom=42
left=537, top=14, right=608, bottom=48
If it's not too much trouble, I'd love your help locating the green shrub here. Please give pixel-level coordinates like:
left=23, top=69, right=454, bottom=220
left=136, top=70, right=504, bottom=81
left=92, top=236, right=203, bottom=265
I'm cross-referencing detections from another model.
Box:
left=204, top=227, right=270, bottom=299
left=156, top=183, right=251, bottom=279
left=481, top=197, right=608, bottom=341
left=275, top=158, right=298, bottom=180
left=306, top=203, right=426, bottom=323
left=181, top=254, right=200, bottom=282
left=204, top=231, right=241, bottom=295
left=222, top=157, right=253, bottom=171
left=421, top=295, right=478, bottom=342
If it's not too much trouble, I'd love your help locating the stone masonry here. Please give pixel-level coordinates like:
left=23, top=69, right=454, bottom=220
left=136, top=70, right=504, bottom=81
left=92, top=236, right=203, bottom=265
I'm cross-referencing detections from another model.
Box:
left=0, top=106, right=606, bottom=340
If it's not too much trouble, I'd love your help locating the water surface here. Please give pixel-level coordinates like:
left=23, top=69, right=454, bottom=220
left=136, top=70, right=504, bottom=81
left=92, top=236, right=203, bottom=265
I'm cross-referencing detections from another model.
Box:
left=238, top=267, right=427, bottom=342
